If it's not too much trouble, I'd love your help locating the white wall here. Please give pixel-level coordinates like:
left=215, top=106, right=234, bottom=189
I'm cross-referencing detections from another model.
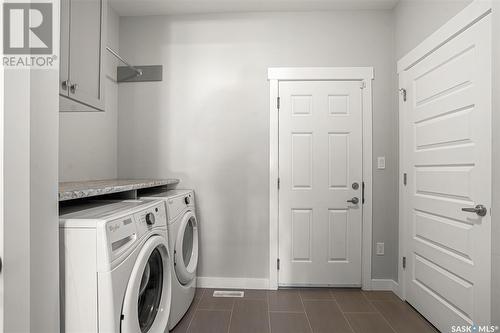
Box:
left=3, top=69, right=31, bottom=333
left=118, top=11, right=398, bottom=280
left=2, top=41, right=60, bottom=333
left=394, top=0, right=472, bottom=59
left=59, top=5, right=120, bottom=182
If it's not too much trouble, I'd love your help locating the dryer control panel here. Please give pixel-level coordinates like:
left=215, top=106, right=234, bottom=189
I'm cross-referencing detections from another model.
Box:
left=166, top=191, right=194, bottom=222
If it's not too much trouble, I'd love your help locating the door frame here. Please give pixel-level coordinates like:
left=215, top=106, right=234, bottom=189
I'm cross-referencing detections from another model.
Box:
left=268, top=67, right=374, bottom=290
left=397, top=0, right=493, bottom=301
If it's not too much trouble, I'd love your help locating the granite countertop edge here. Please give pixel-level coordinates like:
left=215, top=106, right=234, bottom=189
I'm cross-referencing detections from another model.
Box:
left=58, top=179, right=180, bottom=201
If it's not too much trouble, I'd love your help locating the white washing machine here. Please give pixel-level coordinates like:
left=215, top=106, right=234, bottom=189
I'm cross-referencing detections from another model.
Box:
left=59, top=199, right=172, bottom=333
left=142, top=190, right=198, bottom=330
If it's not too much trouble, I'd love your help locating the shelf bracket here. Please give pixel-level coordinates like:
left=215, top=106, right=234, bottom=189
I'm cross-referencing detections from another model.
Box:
left=106, top=47, right=163, bottom=83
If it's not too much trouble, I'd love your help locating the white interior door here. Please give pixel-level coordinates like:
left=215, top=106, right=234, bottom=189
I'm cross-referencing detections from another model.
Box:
left=278, top=80, right=363, bottom=286
left=401, top=14, right=492, bottom=331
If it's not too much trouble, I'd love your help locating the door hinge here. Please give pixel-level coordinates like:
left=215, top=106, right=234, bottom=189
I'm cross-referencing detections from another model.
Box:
left=277, top=97, right=280, bottom=110
left=402, top=256, right=406, bottom=269
left=360, top=81, right=366, bottom=89
left=403, top=173, right=407, bottom=186
left=399, top=88, right=407, bottom=102
left=277, top=258, right=280, bottom=270
left=277, top=177, right=280, bottom=190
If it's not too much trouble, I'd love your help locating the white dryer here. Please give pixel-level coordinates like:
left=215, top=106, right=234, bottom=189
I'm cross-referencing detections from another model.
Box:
left=142, top=190, right=198, bottom=330
left=59, top=199, right=172, bottom=333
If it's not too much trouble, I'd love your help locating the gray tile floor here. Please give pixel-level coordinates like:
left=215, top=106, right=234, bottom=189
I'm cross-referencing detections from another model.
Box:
left=170, top=288, right=439, bottom=333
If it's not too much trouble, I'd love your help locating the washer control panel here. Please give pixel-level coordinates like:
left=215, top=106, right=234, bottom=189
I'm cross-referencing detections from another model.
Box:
left=136, top=204, right=166, bottom=230
left=107, top=202, right=167, bottom=261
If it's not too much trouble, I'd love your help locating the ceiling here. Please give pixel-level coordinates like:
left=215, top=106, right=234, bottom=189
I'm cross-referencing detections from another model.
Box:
left=109, top=0, right=400, bottom=16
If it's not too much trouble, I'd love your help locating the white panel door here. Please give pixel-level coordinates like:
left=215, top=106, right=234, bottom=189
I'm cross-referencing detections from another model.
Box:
left=402, top=15, right=491, bottom=331
left=278, top=81, right=363, bottom=286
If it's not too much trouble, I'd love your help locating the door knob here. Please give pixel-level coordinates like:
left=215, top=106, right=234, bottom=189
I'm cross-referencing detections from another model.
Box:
left=347, top=197, right=359, bottom=205
left=61, top=80, right=69, bottom=90
left=70, top=83, right=78, bottom=93
left=461, top=204, right=487, bottom=217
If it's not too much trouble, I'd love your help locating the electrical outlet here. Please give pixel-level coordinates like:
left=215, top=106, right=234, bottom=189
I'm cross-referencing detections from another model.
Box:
left=377, top=156, right=386, bottom=169
left=376, top=242, right=385, bottom=255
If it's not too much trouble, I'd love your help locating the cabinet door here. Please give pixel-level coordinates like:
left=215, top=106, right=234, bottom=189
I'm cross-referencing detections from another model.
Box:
left=59, top=0, right=70, bottom=96
left=67, top=0, right=105, bottom=110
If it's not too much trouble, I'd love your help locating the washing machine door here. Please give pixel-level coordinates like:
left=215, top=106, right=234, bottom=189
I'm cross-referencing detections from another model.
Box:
left=121, top=235, right=172, bottom=333
left=175, top=211, right=199, bottom=285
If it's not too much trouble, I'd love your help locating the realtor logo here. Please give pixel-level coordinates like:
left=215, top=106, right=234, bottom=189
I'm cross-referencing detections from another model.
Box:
left=3, top=2, right=53, bottom=54
left=2, top=2, right=56, bottom=67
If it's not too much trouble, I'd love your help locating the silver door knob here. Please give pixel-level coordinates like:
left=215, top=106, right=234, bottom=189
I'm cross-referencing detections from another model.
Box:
left=347, top=197, right=359, bottom=205
left=61, top=80, right=69, bottom=90
left=461, top=204, right=487, bottom=217
left=70, top=83, right=78, bottom=93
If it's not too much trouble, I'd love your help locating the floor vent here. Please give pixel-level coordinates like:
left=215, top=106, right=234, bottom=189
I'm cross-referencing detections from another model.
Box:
left=212, top=290, right=244, bottom=298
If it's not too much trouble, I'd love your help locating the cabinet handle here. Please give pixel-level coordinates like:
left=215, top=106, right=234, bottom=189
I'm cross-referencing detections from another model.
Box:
left=61, top=80, right=69, bottom=90
left=70, top=83, right=78, bottom=94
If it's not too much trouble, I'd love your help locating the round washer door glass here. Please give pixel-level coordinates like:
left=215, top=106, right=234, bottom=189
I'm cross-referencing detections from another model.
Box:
left=182, top=220, right=194, bottom=266
left=121, top=235, right=172, bottom=333
left=138, top=248, right=163, bottom=332
left=175, top=212, right=199, bottom=285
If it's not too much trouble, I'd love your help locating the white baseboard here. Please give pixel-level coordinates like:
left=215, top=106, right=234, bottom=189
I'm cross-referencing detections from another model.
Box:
left=371, top=279, right=394, bottom=290
left=391, top=280, right=402, bottom=298
left=196, top=277, right=270, bottom=290
left=196, top=277, right=401, bottom=295
left=371, top=279, right=400, bottom=296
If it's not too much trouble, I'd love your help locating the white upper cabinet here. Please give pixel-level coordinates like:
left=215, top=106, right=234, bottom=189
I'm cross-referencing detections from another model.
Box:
left=60, top=0, right=106, bottom=112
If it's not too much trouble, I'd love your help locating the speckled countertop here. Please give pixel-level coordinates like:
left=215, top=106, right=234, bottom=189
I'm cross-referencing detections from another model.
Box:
left=59, top=179, right=179, bottom=201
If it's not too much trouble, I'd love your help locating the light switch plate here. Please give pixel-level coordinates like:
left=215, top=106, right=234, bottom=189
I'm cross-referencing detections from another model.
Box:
left=377, top=156, right=386, bottom=169
left=376, top=242, right=385, bottom=255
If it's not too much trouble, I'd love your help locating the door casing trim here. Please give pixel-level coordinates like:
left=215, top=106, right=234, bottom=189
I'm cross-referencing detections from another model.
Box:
left=268, top=67, right=374, bottom=290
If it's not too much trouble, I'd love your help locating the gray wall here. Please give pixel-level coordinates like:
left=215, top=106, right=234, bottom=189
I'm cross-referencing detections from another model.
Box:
left=59, top=6, right=120, bottom=182
left=118, top=11, right=398, bottom=280
left=60, top=0, right=494, bottom=291
left=393, top=0, right=472, bottom=59
left=30, top=69, right=60, bottom=333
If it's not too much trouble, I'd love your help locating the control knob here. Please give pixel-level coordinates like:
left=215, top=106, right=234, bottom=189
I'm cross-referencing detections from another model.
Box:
left=145, top=212, right=155, bottom=225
